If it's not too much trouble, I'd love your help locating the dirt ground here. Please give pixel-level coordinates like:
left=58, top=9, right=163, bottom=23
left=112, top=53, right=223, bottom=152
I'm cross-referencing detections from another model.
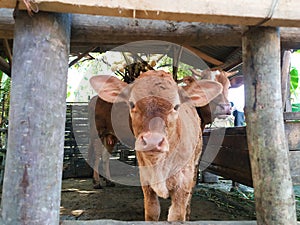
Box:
left=60, top=178, right=256, bottom=221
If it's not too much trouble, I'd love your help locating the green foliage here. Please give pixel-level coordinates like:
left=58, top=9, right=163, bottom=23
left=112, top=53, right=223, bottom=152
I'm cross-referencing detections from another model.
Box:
left=156, top=55, right=192, bottom=79
left=292, top=103, right=300, bottom=112
left=290, top=67, right=299, bottom=95
left=0, top=70, right=3, bottom=84
left=0, top=73, right=11, bottom=127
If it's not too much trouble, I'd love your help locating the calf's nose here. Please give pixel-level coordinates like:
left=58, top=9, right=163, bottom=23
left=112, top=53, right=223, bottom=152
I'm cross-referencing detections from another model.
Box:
left=141, top=132, right=165, bottom=150
left=216, top=103, right=231, bottom=115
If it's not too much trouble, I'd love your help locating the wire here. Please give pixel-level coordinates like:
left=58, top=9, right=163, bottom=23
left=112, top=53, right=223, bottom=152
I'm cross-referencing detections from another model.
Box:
left=255, top=0, right=279, bottom=27
left=242, top=0, right=280, bottom=36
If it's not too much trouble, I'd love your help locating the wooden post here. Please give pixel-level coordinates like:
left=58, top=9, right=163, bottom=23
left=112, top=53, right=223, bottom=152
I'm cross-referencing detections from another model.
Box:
left=242, top=27, right=297, bottom=225
left=1, top=11, right=71, bottom=225
left=281, top=50, right=292, bottom=111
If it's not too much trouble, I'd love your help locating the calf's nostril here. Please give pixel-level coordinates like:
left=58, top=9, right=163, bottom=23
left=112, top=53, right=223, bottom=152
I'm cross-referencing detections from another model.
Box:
left=158, top=137, right=165, bottom=147
left=141, top=135, right=147, bottom=146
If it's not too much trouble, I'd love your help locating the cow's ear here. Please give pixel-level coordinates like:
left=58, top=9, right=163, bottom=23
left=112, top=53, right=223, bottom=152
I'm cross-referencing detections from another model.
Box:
left=183, top=80, right=223, bottom=107
left=90, top=75, right=128, bottom=103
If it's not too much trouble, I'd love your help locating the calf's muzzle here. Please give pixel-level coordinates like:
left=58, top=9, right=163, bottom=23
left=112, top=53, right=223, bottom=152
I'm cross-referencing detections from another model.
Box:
left=136, top=131, right=168, bottom=152
left=215, top=103, right=232, bottom=119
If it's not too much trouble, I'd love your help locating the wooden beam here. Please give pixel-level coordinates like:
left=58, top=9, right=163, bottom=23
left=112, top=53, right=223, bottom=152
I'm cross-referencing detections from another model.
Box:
left=0, top=56, right=10, bottom=76
left=60, top=220, right=300, bottom=225
left=2, top=0, right=300, bottom=27
left=284, top=112, right=300, bottom=121
left=243, top=27, right=297, bottom=225
left=61, top=220, right=259, bottom=225
left=1, top=11, right=71, bottom=225
left=183, top=46, right=223, bottom=66
left=69, top=46, right=97, bottom=67
left=3, top=39, right=12, bottom=64
left=1, top=9, right=300, bottom=49
left=0, top=9, right=14, bottom=39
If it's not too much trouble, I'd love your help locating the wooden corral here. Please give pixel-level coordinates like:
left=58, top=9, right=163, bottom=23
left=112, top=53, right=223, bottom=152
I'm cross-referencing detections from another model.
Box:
left=62, top=102, right=136, bottom=179
left=202, top=112, right=300, bottom=187
left=0, top=0, right=300, bottom=224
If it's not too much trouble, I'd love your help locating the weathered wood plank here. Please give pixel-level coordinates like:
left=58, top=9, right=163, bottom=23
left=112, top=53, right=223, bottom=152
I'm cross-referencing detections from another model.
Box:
left=60, top=220, right=300, bottom=225
left=1, top=11, right=71, bottom=225
left=0, top=56, right=10, bottom=76
left=1, top=9, right=300, bottom=50
left=281, top=51, right=292, bottom=109
left=61, top=220, right=259, bottom=225
left=183, top=46, right=224, bottom=66
left=285, top=122, right=300, bottom=151
left=243, top=26, right=297, bottom=224
left=1, top=0, right=300, bottom=27
left=284, top=112, right=300, bottom=121
left=202, top=120, right=300, bottom=187
left=289, top=151, right=300, bottom=184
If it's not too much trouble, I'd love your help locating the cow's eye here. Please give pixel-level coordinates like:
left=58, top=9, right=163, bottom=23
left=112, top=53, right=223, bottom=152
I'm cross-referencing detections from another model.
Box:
left=129, top=101, right=135, bottom=109
left=174, top=104, right=180, bottom=111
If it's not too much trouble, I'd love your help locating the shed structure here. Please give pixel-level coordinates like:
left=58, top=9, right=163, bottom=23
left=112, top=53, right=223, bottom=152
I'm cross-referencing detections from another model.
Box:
left=0, top=1, right=300, bottom=225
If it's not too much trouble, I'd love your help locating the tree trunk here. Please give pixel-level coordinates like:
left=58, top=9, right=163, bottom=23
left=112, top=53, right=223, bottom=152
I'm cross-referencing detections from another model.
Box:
left=1, top=11, right=71, bottom=225
left=242, top=26, right=297, bottom=225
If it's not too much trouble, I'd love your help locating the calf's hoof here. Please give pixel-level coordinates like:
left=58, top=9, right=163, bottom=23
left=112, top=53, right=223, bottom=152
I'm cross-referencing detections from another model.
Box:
left=106, top=180, right=116, bottom=187
left=93, top=183, right=103, bottom=189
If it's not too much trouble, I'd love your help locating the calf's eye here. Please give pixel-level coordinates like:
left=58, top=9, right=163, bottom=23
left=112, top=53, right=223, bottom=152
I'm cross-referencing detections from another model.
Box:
left=174, top=104, right=180, bottom=111
left=129, top=101, right=135, bottom=109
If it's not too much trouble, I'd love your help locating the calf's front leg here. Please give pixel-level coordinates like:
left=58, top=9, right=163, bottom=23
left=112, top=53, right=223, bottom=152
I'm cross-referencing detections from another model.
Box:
left=142, top=185, right=160, bottom=221
left=168, top=189, right=191, bottom=221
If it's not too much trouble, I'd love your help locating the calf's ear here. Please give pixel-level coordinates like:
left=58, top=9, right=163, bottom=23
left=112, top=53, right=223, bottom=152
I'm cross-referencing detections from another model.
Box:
left=90, top=75, right=128, bottom=103
left=183, top=80, right=223, bottom=107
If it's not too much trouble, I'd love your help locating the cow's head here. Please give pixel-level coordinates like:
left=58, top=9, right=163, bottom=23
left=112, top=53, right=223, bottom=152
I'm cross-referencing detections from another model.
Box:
left=90, top=70, right=222, bottom=157
left=189, top=69, right=238, bottom=123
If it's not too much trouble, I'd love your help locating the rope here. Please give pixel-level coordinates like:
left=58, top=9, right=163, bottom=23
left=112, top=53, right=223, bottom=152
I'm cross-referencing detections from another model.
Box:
left=14, top=0, right=39, bottom=18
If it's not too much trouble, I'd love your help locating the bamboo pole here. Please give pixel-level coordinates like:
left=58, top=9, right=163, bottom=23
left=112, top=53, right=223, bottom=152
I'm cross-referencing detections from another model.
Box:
left=242, top=27, right=297, bottom=225
left=1, top=11, right=71, bottom=225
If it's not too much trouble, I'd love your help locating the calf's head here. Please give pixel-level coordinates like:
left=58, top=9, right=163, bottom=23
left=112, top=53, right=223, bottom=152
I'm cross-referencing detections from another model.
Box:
left=90, top=70, right=222, bottom=156
left=189, top=69, right=238, bottom=123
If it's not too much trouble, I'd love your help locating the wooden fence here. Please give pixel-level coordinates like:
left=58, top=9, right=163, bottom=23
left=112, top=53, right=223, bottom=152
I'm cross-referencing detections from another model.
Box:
left=201, top=112, right=300, bottom=187
left=62, top=102, right=136, bottom=179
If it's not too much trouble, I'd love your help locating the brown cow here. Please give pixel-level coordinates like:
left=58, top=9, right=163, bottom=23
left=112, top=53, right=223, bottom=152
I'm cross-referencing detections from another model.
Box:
left=90, top=70, right=222, bottom=221
left=189, top=68, right=238, bottom=130
left=88, top=95, right=117, bottom=189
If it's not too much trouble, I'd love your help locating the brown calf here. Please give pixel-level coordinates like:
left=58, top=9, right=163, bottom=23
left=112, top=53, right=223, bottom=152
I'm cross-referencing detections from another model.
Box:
left=189, top=68, right=238, bottom=130
left=88, top=95, right=117, bottom=189
left=90, top=70, right=222, bottom=221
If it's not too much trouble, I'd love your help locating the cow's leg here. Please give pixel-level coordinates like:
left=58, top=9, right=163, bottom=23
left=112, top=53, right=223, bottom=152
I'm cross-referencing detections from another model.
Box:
left=92, top=159, right=103, bottom=189
left=168, top=189, right=191, bottom=221
left=102, top=136, right=115, bottom=187
left=102, top=146, right=115, bottom=187
left=185, top=190, right=193, bottom=221
left=93, top=139, right=103, bottom=189
left=142, top=185, right=160, bottom=221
